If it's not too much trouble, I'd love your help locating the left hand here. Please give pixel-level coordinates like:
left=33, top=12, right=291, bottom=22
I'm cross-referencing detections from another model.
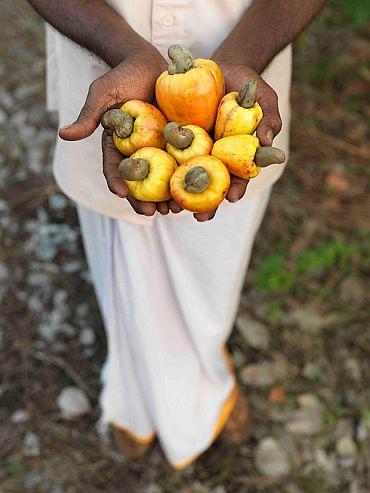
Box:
left=193, top=61, right=282, bottom=222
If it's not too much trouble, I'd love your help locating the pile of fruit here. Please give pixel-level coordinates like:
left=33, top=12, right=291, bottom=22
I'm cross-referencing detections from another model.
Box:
left=101, top=44, right=286, bottom=213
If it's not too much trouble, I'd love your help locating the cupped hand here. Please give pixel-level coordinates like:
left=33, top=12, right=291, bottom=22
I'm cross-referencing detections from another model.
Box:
left=193, top=62, right=282, bottom=222
left=59, top=48, right=182, bottom=217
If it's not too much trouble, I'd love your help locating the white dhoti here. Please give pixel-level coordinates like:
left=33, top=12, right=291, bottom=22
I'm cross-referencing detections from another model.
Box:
left=45, top=0, right=292, bottom=469
left=77, top=188, right=271, bottom=468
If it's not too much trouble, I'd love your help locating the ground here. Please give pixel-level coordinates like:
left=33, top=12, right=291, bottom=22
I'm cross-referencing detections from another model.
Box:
left=0, top=2, right=369, bottom=492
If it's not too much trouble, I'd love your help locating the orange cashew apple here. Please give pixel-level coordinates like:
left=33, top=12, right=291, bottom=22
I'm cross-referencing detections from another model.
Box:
left=155, top=45, right=225, bottom=132
left=164, top=122, right=213, bottom=164
left=212, top=134, right=286, bottom=179
left=101, top=100, right=167, bottom=156
left=214, top=80, right=263, bottom=140
left=119, top=147, right=177, bottom=202
left=170, top=155, right=230, bottom=212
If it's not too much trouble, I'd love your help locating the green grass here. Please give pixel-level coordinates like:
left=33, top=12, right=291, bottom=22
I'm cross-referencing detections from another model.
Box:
left=256, top=235, right=369, bottom=296
left=331, top=0, right=370, bottom=28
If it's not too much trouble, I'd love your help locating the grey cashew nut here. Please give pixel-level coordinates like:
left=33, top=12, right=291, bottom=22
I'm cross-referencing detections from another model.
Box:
left=101, top=109, right=134, bottom=139
left=254, top=147, right=286, bottom=166
left=168, top=44, right=195, bottom=75
left=237, top=80, right=258, bottom=109
left=119, top=158, right=149, bottom=181
left=184, top=166, right=211, bottom=193
left=164, top=122, right=194, bottom=149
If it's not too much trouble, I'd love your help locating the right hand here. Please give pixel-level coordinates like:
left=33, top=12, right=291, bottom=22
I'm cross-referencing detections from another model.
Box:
left=59, top=48, right=182, bottom=216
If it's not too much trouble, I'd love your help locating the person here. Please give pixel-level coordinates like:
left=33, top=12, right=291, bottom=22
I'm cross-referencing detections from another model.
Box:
left=28, top=0, right=327, bottom=469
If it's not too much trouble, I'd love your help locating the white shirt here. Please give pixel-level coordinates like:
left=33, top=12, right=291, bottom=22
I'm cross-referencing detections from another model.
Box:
left=46, top=0, right=292, bottom=224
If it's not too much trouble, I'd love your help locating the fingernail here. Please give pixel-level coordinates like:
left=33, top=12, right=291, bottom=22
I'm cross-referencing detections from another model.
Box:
left=267, top=130, right=274, bottom=146
left=229, top=196, right=239, bottom=203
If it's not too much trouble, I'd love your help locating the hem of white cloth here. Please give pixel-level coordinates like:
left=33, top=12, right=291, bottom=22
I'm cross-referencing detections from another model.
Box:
left=97, top=347, right=239, bottom=469
left=170, top=376, right=238, bottom=470
left=97, top=416, right=156, bottom=445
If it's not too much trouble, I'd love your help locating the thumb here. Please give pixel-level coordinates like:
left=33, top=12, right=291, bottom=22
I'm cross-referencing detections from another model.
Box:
left=256, top=89, right=282, bottom=147
left=59, top=78, right=115, bottom=141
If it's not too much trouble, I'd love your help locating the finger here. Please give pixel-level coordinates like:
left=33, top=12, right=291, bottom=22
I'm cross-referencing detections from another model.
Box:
left=193, top=208, right=218, bottom=222
left=127, top=196, right=156, bottom=216
left=226, top=175, right=248, bottom=202
left=168, top=199, right=183, bottom=214
left=101, top=130, right=129, bottom=198
left=256, top=88, right=282, bottom=146
left=156, top=201, right=170, bottom=215
left=59, top=77, right=117, bottom=141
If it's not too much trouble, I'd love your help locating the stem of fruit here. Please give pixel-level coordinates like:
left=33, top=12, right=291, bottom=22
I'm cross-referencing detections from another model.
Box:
left=101, top=109, right=134, bottom=139
left=254, top=147, right=286, bottom=166
left=167, top=44, right=195, bottom=75
left=184, top=166, right=211, bottom=193
left=119, top=158, right=149, bottom=181
left=237, top=80, right=257, bottom=109
left=164, top=122, right=194, bottom=149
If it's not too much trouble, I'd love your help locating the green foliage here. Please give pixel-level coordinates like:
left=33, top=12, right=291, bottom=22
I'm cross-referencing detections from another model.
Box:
left=332, top=0, right=370, bottom=28
left=256, top=254, right=295, bottom=294
left=256, top=237, right=364, bottom=296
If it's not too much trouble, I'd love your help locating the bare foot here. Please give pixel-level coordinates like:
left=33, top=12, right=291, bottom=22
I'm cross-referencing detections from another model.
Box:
left=220, top=386, right=252, bottom=445
left=112, top=426, right=153, bottom=458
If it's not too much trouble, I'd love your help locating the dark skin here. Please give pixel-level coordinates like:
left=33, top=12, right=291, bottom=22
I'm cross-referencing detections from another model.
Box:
left=29, top=0, right=327, bottom=221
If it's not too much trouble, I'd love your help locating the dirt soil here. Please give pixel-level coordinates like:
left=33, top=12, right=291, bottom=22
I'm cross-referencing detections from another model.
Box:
left=0, top=2, right=369, bottom=492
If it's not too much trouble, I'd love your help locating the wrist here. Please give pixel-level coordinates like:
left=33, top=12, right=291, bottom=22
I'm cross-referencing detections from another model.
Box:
left=213, top=49, right=264, bottom=75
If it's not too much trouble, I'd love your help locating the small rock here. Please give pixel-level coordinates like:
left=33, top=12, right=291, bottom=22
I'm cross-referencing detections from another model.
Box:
left=63, top=261, right=82, bottom=273
left=11, top=409, right=29, bottom=424
left=49, top=194, right=67, bottom=210
left=210, top=487, right=226, bottom=493
left=236, top=314, right=270, bottom=350
left=326, top=169, right=350, bottom=192
left=240, top=361, right=283, bottom=387
left=340, top=278, right=364, bottom=304
left=79, top=328, right=96, bottom=346
left=286, top=394, right=324, bottom=436
left=24, top=471, right=42, bottom=489
left=57, top=387, right=91, bottom=419
left=23, top=432, right=40, bottom=457
left=344, top=358, right=362, bottom=382
left=143, top=484, right=163, bottom=493
left=336, top=436, right=357, bottom=467
left=288, top=307, right=323, bottom=334
left=268, top=385, right=286, bottom=405
left=314, top=448, right=337, bottom=475
left=302, top=362, right=321, bottom=380
left=255, top=437, right=291, bottom=477
left=231, top=348, right=246, bottom=368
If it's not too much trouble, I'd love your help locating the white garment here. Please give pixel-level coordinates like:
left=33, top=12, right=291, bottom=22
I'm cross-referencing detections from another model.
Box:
left=46, top=0, right=292, bottom=223
left=45, top=0, right=293, bottom=469
left=77, top=187, right=271, bottom=468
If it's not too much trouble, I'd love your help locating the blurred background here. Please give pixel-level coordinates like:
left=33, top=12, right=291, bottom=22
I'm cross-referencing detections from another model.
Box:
left=0, top=1, right=369, bottom=492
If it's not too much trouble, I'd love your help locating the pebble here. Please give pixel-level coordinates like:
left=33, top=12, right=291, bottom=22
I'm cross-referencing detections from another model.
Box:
left=236, top=314, right=270, bottom=350
left=23, top=432, right=40, bottom=457
left=24, top=471, right=42, bottom=489
left=57, top=386, right=91, bottom=419
left=344, top=358, right=362, bottom=382
left=143, top=484, right=163, bottom=493
left=287, top=307, right=323, bottom=334
left=11, top=409, right=29, bottom=424
left=255, top=437, right=291, bottom=477
left=286, top=394, right=324, bottom=436
left=240, top=361, right=283, bottom=387
left=314, top=448, right=337, bottom=475
left=302, top=362, right=321, bottom=380
left=340, top=278, right=364, bottom=304
left=79, top=328, right=96, bottom=346
left=336, top=436, right=357, bottom=467
left=48, top=194, right=68, bottom=210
